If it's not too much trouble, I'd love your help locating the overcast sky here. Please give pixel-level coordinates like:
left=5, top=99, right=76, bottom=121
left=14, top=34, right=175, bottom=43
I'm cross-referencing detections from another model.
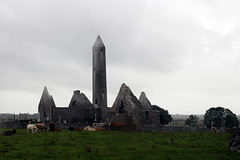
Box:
left=1, top=0, right=240, bottom=115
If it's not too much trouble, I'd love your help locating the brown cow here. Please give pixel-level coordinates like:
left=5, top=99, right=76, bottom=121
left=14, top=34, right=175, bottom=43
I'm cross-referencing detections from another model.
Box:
left=95, top=126, right=105, bottom=131
left=49, top=122, right=55, bottom=132
left=74, top=127, right=82, bottom=131
left=68, top=127, right=75, bottom=131
left=54, top=128, right=62, bottom=132
left=12, top=129, right=16, bottom=134
left=212, top=127, right=217, bottom=133
left=35, top=123, right=48, bottom=132
left=110, top=123, right=126, bottom=130
left=226, top=128, right=231, bottom=133
left=124, top=123, right=136, bottom=131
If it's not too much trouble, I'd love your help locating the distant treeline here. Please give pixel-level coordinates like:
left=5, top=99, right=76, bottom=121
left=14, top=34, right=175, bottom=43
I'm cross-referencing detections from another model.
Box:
left=171, top=114, right=204, bottom=120
left=0, top=113, right=38, bottom=121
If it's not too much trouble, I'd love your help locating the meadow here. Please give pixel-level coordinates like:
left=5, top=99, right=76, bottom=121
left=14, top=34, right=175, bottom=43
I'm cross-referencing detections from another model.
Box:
left=0, top=128, right=240, bottom=160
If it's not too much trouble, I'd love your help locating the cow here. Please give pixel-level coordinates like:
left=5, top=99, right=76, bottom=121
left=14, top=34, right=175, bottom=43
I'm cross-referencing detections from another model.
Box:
left=226, top=128, right=231, bottom=133
left=129, top=123, right=136, bottom=131
left=35, top=123, right=48, bottom=132
left=84, top=126, right=95, bottom=131
left=68, top=127, right=75, bottom=131
left=212, top=127, right=217, bottom=133
left=27, top=124, right=39, bottom=134
left=95, top=126, right=105, bottom=131
left=12, top=128, right=16, bottom=134
left=124, top=123, right=136, bottom=131
left=74, top=127, right=82, bottom=131
left=110, top=123, right=126, bottom=130
left=49, top=122, right=55, bottom=132
left=54, top=128, right=62, bottom=132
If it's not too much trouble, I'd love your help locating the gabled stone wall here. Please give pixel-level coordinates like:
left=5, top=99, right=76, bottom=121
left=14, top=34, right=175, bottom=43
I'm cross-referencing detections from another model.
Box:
left=52, top=107, right=101, bottom=123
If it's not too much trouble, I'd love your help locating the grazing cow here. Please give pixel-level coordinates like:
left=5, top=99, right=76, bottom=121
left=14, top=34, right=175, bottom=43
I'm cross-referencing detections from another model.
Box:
left=12, top=129, right=16, bottom=134
left=68, top=127, right=75, bottom=131
left=124, top=123, right=136, bottom=131
left=110, top=123, right=126, bottom=130
left=226, top=128, right=231, bottom=133
left=130, top=123, right=136, bottom=131
left=84, top=126, right=95, bottom=131
left=95, top=126, right=105, bottom=131
left=27, top=124, right=39, bottom=134
left=49, top=122, right=55, bottom=132
left=212, top=127, right=217, bottom=133
left=54, top=128, right=62, bottom=132
left=35, top=123, right=48, bottom=133
left=74, top=127, right=82, bottom=131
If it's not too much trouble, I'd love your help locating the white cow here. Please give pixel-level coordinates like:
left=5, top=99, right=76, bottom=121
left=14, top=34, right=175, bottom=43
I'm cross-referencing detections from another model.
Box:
left=84, top=126, right=96, bottom=131
left=27, top=124, right=39, bottom=134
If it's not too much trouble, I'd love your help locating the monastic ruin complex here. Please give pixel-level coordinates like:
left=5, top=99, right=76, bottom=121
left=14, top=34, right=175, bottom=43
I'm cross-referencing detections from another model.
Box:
left=38, top=36, right=160, bottom=129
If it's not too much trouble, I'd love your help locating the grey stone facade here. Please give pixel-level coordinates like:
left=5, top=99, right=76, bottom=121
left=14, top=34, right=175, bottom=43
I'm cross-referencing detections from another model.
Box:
left=38, top=88, right=101, bottom=124
left=111, top=83, right=160, bottom=130
left=38, top=86, right=55, bottom=122
left=38, top=36, right=161, bottom=130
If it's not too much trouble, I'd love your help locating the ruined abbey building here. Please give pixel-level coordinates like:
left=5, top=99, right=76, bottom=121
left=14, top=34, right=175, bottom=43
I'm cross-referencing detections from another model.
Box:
left=38, top=36, right=160, bottom=130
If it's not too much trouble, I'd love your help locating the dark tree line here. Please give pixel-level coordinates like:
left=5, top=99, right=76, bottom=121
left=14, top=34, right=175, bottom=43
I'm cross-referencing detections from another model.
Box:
left=204, top=107, right=239, bottom=129
left=152, top=105, right=172, bottom=124
left=185, top=115, right=198, bottom=127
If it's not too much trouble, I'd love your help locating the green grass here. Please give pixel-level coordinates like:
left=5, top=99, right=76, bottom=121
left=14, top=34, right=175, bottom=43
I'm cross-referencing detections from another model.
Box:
left=0, top=128, right=239, bottom=160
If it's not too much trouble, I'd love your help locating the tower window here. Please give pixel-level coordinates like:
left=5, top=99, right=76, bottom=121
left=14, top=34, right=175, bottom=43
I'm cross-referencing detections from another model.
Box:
left=145, top=111, right=150, bottom=120
left=72, top=101, right=76, bottom=107
left=119, top=101, right=124, bottom=114
left=95, top=99, right=98, bottom=104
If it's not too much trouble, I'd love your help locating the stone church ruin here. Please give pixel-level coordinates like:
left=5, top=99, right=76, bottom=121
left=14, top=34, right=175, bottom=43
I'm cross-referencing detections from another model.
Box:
left=38, top=36, right=160, bottom=130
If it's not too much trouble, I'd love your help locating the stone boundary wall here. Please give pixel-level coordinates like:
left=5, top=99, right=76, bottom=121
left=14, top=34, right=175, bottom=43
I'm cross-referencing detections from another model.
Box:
left=141, top=125, right=210, bottom=132
left=1, top=122, right=211, bottom=132
left=0, top=122, right=87, bottom=130
left=228, top=127, right=240, bottom=152
left=0, top=122, right=27, bottom=129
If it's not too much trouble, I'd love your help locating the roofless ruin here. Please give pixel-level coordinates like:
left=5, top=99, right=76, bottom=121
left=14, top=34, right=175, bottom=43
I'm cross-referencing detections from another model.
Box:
left=38, top=36, right=160, bottom=130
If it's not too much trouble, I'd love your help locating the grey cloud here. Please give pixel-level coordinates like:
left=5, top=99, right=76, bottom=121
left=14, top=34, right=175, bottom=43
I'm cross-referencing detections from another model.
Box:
left=1, top=0, right=240, bottom=114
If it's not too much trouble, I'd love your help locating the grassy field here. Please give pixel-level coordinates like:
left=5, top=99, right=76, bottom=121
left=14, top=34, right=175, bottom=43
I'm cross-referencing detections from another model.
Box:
left=0, top=128, right=239, bottom=160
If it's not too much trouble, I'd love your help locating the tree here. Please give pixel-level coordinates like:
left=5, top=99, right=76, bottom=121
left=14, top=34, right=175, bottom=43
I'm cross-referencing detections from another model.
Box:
left=223, top=108, right=239, bottom=128
left=204, top=107, right=239, bottom=129
left=185, top=115, right=198, bottom=127
left=152, top=105, right=172, bottom=124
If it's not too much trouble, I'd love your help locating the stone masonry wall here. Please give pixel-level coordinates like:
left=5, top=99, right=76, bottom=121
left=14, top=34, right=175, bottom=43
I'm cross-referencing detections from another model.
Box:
left=1, top=121, right=210, bottom=132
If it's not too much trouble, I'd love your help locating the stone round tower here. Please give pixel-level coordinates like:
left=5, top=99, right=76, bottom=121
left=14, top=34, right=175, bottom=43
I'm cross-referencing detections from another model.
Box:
left=92, top=35, right=107, bottom=108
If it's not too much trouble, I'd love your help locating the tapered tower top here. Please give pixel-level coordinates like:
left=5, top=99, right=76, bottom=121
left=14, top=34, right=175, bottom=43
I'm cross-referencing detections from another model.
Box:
left=42, top=86, right=49, bottom=96
left=93, top=35, right=105, bottom=48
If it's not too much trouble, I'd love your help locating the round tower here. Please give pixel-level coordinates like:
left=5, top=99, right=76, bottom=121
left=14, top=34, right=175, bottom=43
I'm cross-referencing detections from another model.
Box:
left=92, top=35, right=107, bottom=108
